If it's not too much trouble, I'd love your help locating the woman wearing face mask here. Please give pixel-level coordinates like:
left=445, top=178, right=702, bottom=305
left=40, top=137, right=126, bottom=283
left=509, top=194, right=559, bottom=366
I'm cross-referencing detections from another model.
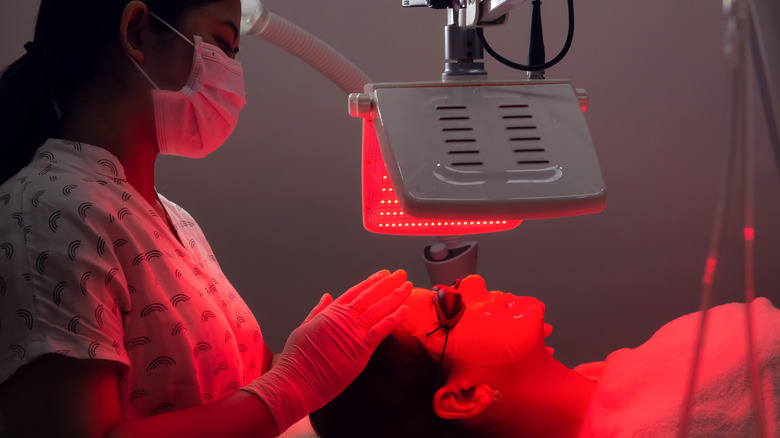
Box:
left=0, top=1, right=412, bottom=437
left=310, top=275, right=780, bottom=438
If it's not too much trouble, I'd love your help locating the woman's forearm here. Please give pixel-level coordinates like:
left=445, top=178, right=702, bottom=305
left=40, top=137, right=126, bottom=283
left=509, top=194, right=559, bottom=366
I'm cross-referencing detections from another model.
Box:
left=0, top=355, right=281, bottom=438
left=107, top=390, right=279, bottom=438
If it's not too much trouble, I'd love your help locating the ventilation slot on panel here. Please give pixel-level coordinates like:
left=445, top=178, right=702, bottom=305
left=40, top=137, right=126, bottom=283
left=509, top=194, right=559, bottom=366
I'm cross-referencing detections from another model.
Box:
left=514, top=146, right=549, bottom=165
left=499, top=105, right=547, bottom=167
left=449, top=146, right=482, bottom=166
left=500, top=104, right=533, bottom=125
left=438, top=106, right=476, bottom=150
left=437, top=105, right=470, bottom=121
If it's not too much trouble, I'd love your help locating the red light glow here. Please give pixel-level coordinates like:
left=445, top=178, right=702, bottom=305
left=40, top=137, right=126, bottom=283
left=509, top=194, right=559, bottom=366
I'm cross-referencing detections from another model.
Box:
left=703, top=257, right=717, bottom=285
left=362, top=119, right=522, bottom=236
left=744, top=227, right=755, bottom=241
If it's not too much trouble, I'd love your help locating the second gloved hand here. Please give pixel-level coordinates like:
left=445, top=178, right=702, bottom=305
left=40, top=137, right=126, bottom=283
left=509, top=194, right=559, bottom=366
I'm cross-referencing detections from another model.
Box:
left=240, top=270, right=412, bottom=434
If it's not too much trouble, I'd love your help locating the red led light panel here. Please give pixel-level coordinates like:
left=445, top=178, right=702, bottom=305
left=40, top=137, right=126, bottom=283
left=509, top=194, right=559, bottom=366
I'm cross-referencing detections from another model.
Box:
left=362, top=118, right=522, bottom=236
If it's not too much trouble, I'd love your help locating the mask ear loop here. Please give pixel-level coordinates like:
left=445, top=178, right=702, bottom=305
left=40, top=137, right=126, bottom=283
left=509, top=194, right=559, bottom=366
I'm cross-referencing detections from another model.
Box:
left=124, top=11, right=199, bottom=90
left=426, top=280, right=466, bottom=365
left=148, top=11, right=196, bottom=48
left=125, top=54, right=161, bottom=90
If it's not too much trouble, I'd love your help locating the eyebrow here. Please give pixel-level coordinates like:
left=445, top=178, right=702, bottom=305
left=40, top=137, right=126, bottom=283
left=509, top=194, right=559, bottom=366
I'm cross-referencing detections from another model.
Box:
left=221, top=20, right=239, bottom=43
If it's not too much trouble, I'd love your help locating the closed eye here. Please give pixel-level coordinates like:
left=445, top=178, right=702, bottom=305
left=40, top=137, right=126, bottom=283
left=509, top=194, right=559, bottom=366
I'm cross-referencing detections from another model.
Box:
left=215, top=38, right=239, bottom=56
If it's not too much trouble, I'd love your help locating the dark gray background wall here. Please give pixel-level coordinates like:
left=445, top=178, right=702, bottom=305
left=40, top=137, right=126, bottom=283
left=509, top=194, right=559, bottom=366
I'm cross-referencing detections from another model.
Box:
left=2, top=0, right=778, bottom=368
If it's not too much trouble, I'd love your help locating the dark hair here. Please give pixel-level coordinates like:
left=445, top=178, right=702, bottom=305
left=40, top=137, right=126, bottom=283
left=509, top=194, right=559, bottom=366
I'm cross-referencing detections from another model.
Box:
left=0, top=0, right=220, bottom=183
left=309, top=333, right=481, bottom=438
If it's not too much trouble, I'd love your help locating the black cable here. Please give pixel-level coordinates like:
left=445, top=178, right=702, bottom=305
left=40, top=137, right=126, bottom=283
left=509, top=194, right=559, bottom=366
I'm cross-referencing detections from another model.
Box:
left=425, top=324, right=450, bottom=365
left=440, top=328, right=450, bottom=365
left=528, top=0, right=546, bottom=66
left=476, top=0, right=574, bottom=72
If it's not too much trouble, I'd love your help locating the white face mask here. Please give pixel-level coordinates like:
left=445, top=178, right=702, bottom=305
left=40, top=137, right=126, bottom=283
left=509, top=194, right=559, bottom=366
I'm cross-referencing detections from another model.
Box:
left=128, top=11, right=246, bottom=158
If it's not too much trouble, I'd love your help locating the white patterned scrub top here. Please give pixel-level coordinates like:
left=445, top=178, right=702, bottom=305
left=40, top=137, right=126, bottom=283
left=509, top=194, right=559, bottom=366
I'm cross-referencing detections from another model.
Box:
left=0, top=139, right=265, bottom=430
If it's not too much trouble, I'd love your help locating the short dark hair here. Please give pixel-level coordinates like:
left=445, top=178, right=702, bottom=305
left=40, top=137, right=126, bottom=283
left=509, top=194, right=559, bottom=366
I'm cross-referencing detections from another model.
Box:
left=0, top=0, right=221, bottom=183
left=309, top=332, right=482, bottom=438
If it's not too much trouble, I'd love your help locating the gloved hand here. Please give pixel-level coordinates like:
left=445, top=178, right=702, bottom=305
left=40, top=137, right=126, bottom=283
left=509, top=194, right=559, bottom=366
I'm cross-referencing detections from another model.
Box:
left=241, top=270, right=412, bottom=434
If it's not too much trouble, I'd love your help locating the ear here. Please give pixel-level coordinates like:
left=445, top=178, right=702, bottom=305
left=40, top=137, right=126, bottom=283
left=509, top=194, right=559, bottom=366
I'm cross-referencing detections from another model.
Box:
left=433, top=382, right=494, bottom=420
left=119, top=1, right=152, bottom=63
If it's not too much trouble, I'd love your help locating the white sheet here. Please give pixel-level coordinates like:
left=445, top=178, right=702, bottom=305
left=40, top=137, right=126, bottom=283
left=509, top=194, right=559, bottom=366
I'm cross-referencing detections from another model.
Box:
left=579, top=297, right=779, bottom=437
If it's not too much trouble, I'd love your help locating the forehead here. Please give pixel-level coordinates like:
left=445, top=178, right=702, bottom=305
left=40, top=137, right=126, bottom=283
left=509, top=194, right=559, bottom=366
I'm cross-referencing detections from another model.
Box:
left=398, top=288, right=437, bottom=336
left=407, top=288, right=435, bottom=307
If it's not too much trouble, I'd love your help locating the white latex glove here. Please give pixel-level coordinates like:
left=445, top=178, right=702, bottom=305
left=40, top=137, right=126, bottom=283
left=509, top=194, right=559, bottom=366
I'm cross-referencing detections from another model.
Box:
left=241, top=270, right=412, bottom=434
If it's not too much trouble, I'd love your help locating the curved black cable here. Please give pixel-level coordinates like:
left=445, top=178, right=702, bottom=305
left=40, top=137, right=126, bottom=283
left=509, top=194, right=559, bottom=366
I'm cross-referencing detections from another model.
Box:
left=476, top=0, right=575, bottom=72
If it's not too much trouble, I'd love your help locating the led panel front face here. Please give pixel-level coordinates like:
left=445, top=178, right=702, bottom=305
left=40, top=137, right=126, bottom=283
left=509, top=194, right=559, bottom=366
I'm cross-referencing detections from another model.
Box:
left=369, top=81, right=605, bottom=220
left=362, top=119, right=522, bottom=236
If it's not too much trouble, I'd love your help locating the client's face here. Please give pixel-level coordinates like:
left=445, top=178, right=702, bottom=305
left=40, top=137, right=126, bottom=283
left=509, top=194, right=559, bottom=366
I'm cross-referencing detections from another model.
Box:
left=309, top=275, right=570, bottom=438
left=399, top=275, right=546, bottom=366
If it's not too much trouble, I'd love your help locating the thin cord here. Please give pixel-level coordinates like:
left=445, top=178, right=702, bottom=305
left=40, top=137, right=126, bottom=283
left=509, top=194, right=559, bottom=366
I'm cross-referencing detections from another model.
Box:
left=476, top=0, right=574, bottom=72
left=675, top=28, right=745, bottom=438
left=746, top=9, right=780, bottom=175
left=741, top=36, right=769, bottom=438
left=440, top=328, right=451, bottom=365
left=426, top=325, right=444, bottom=337
left=425, top=324, right=451, bottom=365
left=677, top=3, right=770, bottom=435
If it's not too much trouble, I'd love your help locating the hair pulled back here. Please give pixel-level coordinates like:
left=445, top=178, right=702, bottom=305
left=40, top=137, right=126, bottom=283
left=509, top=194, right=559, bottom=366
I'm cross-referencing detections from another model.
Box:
left=309, top=333, right=481, bottom=438
left=0, top=0, right=220, bottom=183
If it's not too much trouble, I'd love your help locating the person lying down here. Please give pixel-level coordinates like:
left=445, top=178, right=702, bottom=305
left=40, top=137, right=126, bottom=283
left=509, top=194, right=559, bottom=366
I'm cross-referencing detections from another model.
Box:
left=309, top=275, right=779, bottom=438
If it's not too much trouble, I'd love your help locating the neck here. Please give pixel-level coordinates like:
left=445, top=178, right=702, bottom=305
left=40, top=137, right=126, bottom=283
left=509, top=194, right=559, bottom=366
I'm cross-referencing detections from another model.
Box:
left=473, top=339, right=596, bottom=438
left=58, top=64, right=160, bottom=209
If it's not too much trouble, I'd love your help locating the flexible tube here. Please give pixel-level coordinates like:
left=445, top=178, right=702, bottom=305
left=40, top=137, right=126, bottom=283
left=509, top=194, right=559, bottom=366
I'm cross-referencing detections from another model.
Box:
left=675, top=6, right=743, bottom=436
left=247, top=11, right=373, bottom=94
left=674, top=66, right=742, bottom=438
left=677, top=2, right=768, bottom=436
left=740, top=32, right=769, bottom=438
